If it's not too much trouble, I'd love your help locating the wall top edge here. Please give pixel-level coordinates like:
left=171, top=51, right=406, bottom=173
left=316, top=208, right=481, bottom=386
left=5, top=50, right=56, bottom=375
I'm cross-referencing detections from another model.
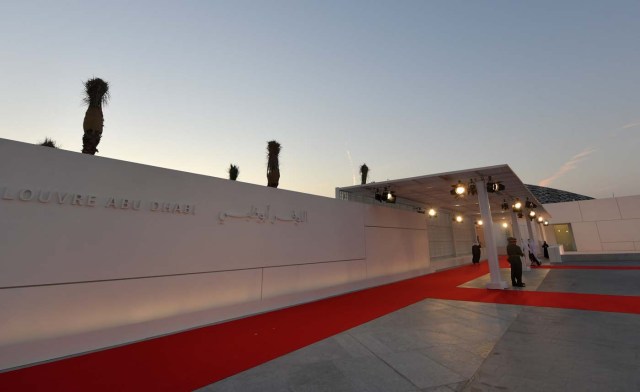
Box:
left=0, top=137, right=337, bottom=202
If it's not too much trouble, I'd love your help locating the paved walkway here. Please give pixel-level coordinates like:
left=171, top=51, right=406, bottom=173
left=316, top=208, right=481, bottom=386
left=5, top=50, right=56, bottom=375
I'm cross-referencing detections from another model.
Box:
left=198, top=261, right=640, bottom=392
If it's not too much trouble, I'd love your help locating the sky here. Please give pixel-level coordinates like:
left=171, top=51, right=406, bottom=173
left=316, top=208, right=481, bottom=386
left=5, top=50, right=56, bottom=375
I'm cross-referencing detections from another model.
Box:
left=1, top=0, right=639, bottom=199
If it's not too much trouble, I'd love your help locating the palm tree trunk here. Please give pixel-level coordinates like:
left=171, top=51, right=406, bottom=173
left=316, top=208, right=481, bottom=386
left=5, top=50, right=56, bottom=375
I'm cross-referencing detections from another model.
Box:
left=266, top=140, right=281, bottom=188
left=81, top=78, right=109, bottom=155
left=82, top=107, right=103, bottom=155
left=267, top=168, right=280, bottom=188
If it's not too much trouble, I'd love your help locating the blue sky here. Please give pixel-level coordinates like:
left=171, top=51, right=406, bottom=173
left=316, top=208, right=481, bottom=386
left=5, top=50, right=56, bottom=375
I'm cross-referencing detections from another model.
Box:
left=1, top=1, right=638, bottom=198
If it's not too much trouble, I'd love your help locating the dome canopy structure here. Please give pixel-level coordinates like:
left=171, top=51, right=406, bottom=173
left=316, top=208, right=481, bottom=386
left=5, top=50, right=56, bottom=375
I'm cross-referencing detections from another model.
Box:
left=525, top=184, right=593, bottom=204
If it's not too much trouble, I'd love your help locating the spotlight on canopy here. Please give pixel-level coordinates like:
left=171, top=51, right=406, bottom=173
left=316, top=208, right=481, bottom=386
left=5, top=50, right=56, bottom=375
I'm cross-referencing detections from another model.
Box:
left=386, top=191, right=396, bottom=204
left=467, top=179, right=478, bottom=196
left=450, top=180, right=466, bottom=197
left=486, top=176, right=505, bottom=193
left=512, top=198, right=522, bottom=212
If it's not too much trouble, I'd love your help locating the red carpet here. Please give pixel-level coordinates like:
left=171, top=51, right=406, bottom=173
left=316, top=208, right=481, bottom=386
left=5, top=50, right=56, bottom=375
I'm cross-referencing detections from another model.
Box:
left=1, top=257, right=639, bottom=391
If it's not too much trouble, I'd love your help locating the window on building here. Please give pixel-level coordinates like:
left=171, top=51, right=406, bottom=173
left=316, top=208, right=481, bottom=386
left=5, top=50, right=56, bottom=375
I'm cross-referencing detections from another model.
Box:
left=553, top=223, right=576, bottom=251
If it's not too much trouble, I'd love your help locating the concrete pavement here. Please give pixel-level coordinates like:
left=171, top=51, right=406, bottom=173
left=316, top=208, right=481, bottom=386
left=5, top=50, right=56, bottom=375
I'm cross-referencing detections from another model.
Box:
left=198, top=261, right=640, bottom=392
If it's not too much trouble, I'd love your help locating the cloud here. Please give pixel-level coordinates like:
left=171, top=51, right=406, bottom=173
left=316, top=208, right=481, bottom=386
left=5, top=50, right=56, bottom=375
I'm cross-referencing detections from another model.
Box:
left=539, top=147, right=596, bottom=187
left=346, top=148, right=356, bottom=185
left=608, top=121, right=639, bottom=138
left=622, top=121, right=640, bottom=129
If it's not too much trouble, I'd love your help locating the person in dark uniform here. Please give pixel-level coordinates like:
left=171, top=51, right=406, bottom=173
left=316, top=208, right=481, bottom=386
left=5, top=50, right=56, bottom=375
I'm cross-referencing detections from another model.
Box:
left=471, top=242, right=481, bottom=264
left=542, top=241, right=550, bottom=259
left=507, top=237, right=525, bottom=287
left=528, top=239, right=541, bottom=266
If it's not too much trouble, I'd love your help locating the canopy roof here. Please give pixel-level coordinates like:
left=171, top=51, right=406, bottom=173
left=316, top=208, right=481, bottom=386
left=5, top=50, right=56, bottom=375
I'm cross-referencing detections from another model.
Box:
left=337, top=164, right=550, bottom=221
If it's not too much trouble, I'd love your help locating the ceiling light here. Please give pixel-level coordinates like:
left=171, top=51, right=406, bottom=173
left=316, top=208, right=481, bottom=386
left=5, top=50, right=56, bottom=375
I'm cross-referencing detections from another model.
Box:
left=450, top=180, right=466, bottom=197
left=513, top=198, right=522, bottom=211
left=428, top=208, right=437, bottom=217
left=386, top=191, right=396, bottom=204
left=486, top=176, right=505, bottom=192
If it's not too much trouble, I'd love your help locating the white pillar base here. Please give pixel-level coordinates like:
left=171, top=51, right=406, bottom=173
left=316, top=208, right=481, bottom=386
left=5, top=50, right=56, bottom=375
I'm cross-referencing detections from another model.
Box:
left=486, top=281, right=509, bottom=290
left=549, top=245, right=564, bottom=263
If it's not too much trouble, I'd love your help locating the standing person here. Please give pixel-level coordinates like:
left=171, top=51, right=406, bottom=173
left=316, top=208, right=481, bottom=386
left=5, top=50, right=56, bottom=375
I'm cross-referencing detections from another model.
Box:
left=542, top=241, right=550, bottom=259
left=507, top=237, right=525, bottom=287
left=528, top=239, right=541, bottom=266
left=471, top=242, right=481, bottom=264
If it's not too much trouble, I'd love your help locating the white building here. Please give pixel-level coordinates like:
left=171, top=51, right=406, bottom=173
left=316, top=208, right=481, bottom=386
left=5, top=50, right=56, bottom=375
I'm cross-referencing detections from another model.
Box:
left=543, top=196, right=640, bottom=260
left=0, top=137, right=637, bottom=371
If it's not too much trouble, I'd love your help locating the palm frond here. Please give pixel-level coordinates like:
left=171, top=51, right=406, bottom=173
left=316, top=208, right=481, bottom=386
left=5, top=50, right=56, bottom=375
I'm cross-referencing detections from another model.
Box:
left=38, top=137, right=58, bottom=148
left=228, top=164, right=240, bottom=180
left=83, top=78, right=110, bottom=107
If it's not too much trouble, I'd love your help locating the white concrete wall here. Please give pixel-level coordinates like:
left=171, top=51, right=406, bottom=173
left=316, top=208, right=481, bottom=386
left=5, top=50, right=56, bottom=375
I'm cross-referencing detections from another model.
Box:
left=0, top=138, right=429, bottom=370
left=544, top=196, right=640, bottom=252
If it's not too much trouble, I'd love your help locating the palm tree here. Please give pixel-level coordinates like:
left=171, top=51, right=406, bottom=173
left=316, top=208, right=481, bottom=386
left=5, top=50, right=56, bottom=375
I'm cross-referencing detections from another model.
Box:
left=228, top=164, right=239, bottom=180
left=38, top=138, right=58, bottom=148
left=81, top=77, right=110, bottom=155
left=360, top=163, right=369, bottom=185
left=266, top=140, right=281, bottom=188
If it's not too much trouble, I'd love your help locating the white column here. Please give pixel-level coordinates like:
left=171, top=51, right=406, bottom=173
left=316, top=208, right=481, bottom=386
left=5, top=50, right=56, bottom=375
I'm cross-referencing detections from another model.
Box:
left=531, top=217, right=539, bottom=245
left=537, top=221, right=547, bottom=243
left=511, top=211, right=530, bottom=271
left=531, top=220, right=543, bottom=257
left=524, top=217, right=538, bottom=271
left=476, top=180, right=508, bottom=289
